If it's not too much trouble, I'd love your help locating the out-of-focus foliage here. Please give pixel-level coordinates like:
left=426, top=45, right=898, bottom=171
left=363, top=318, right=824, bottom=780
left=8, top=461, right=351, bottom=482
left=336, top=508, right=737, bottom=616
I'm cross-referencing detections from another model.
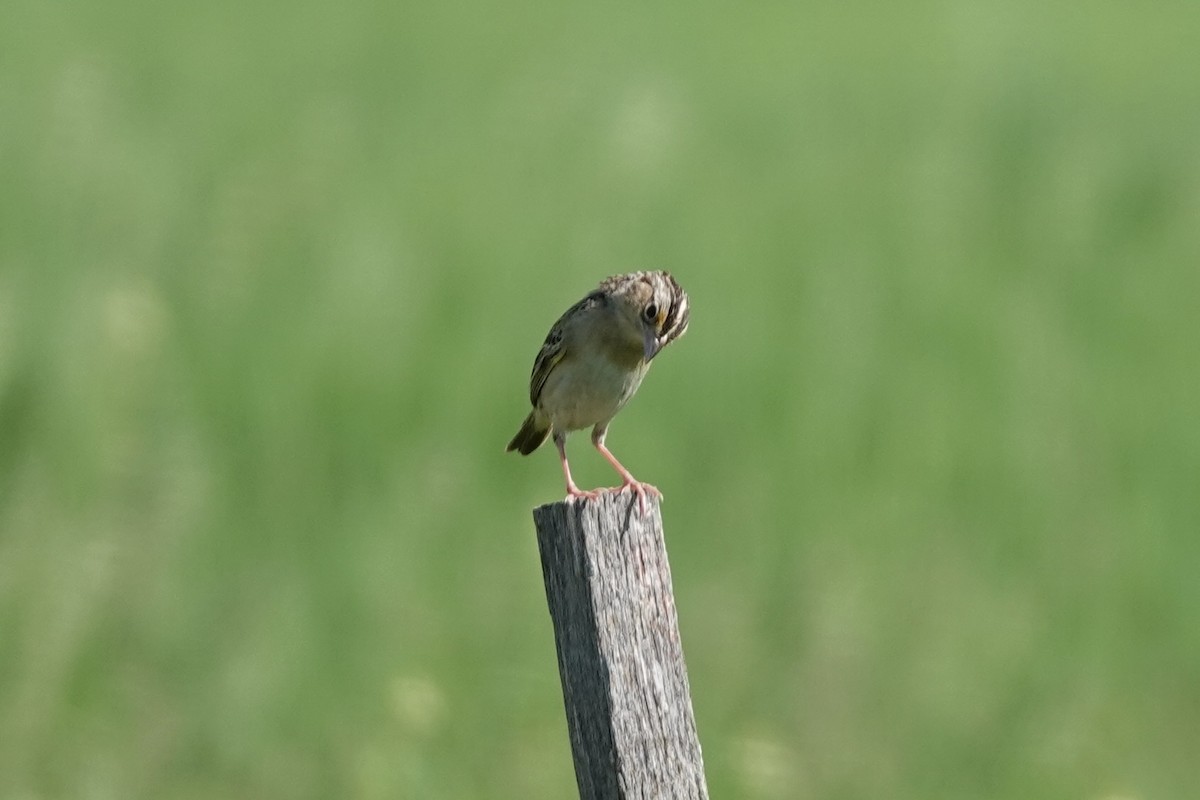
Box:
left=2, top=1, right=1197, bottom=798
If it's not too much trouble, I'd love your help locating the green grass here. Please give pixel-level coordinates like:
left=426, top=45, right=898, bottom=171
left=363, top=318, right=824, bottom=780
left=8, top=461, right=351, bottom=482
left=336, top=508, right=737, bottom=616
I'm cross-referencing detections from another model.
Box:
left=2, top=1, right=1198, bottom=797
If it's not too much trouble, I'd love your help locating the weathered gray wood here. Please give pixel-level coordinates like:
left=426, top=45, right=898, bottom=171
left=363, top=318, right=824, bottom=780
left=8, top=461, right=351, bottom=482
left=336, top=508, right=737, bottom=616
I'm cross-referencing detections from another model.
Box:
left=534, top=492, right=709, bottom=800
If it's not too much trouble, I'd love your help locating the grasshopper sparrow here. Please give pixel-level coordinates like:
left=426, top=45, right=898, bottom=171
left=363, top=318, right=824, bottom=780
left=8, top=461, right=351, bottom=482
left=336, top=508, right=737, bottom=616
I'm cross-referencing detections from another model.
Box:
left=507, top=271, right=690, bottom=511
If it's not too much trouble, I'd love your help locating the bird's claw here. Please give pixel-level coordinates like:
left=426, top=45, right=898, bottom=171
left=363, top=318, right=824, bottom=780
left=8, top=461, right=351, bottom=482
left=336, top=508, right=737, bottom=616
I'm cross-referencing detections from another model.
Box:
left=565, top=485, right=604, bottom=503
left=566, top=481, right=661, bottom=515
left=607, top=479, right=661, bottom=515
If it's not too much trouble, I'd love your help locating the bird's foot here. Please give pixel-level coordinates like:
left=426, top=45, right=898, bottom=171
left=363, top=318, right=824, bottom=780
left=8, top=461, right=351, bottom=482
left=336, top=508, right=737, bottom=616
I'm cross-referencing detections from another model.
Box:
left=605, top=479, right=661, bottom=515
left=565, top=483, right=604, bottom=503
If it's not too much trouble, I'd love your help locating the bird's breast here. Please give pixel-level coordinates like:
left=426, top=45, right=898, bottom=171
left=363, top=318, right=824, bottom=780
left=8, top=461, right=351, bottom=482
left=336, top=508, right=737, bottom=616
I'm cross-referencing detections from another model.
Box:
left=537, top=353, right=649, bottom=433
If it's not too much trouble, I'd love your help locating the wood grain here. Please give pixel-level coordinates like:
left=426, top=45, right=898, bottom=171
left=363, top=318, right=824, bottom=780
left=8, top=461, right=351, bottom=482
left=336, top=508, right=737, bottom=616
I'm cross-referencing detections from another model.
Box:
left=534, top=492, right=709, bottom=800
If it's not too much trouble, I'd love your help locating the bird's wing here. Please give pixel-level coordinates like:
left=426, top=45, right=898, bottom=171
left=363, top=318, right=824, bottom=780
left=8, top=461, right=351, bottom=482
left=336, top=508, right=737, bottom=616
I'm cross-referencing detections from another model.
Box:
left=529, top=329, right=565, bottom=407
left=529, top=290, right=604, bottom=407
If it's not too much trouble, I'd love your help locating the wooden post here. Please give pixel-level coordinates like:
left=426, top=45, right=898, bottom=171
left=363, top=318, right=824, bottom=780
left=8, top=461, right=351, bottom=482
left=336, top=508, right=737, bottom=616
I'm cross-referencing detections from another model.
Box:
left=534, top=493, right=709, bottom=800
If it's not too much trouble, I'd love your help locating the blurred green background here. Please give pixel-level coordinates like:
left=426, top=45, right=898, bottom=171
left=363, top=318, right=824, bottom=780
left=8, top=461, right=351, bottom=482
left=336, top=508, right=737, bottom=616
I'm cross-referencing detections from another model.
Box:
left=2, top=0, right=1198, bottom=798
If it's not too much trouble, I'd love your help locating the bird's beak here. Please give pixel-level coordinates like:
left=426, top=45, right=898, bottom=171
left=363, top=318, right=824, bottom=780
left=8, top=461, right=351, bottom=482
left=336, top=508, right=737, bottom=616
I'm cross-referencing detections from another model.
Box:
left=643, top=326, right=662, bottom=362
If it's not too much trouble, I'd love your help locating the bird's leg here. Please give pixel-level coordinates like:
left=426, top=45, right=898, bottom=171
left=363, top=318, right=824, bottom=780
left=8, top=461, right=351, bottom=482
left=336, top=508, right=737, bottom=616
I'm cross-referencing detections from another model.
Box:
left=555, top=432, right=601, bottom=502
left=591, top=426, right=661, bottom=515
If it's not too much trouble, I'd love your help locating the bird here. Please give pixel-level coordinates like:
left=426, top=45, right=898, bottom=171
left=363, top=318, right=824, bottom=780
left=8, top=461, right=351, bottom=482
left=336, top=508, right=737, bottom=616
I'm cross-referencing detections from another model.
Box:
left=507, top=271, right=690, bottom=512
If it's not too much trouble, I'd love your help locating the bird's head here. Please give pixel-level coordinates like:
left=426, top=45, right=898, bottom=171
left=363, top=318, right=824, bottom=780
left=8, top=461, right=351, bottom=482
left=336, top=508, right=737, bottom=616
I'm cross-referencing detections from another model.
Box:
left=604, top=271, right=690, bottom=362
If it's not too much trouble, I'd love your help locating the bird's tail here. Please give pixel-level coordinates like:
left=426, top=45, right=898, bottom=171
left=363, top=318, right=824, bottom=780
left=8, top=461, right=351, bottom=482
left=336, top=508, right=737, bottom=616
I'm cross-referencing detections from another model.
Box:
left=506, top=411, right=550, bottom=455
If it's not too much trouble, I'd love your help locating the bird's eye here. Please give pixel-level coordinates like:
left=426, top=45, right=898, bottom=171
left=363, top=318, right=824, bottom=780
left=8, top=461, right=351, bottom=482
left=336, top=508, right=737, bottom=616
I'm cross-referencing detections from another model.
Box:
left=642, top=303, right=658, bottom=323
